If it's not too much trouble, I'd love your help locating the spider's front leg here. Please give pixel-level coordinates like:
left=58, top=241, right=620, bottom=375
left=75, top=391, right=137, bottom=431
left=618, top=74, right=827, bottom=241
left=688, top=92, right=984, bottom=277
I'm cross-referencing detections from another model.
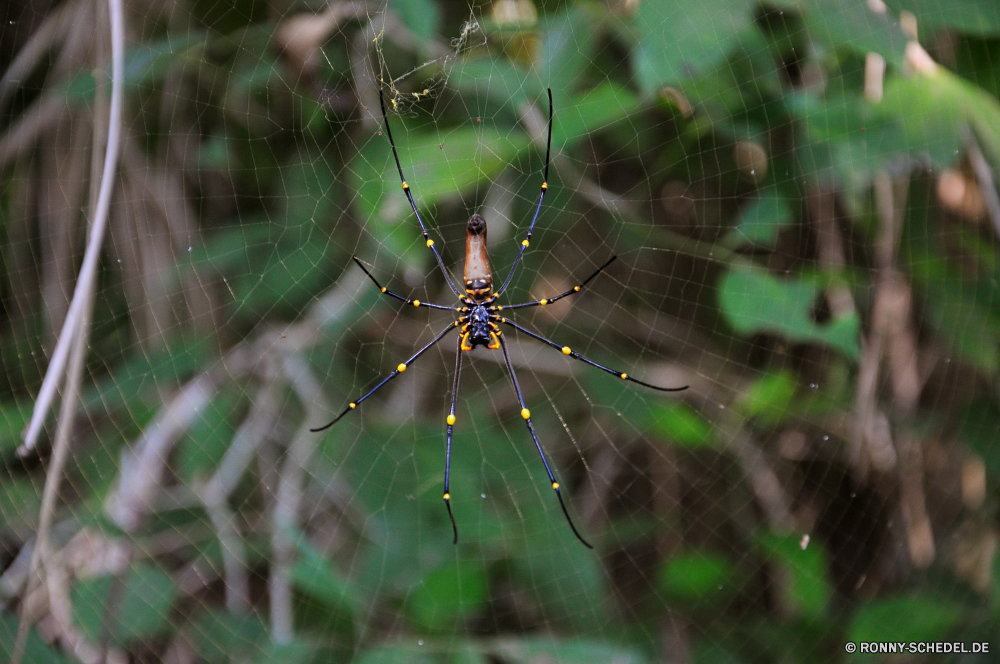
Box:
left=491, top=255, right=617, bottom=311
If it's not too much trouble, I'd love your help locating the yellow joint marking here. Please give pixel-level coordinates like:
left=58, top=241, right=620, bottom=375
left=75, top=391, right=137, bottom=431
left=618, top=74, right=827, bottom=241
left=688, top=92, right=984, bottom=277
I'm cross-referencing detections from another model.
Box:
left=401, top=181, right=409, bottom=190
left=521, top=239, right=529, bottom=247
left=574, top=286, right=581, bottom=292
left=521, top=408, right=531, bottom=420
left=413, top=300, right=421, bottom=307
left=443, top=492, right=450, bottom=500
left=349, top=402, right=357, bottom=409
left=540, top=299, right=548, bottom=306
left=398, top=363, right=407, bottom=372
left=380, top=287, right=387, bottom=293
left=620, top=373, right=628, bottom=379
left=447, top=414, right=456, bottom=425
left=541, top=182, right=548, bottom=190
left=426, top=239, right=434, bottom=247
left=562, top=346, right=571, bottom=355
left=496, top=305, right=503, bottom=311
left=552, top=481, right=559, bottom=489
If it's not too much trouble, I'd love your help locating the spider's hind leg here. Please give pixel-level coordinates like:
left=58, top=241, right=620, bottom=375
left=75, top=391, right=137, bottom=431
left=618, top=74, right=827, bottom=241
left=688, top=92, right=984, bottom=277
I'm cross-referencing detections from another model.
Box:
left=497, top=334, right=593, bottom=549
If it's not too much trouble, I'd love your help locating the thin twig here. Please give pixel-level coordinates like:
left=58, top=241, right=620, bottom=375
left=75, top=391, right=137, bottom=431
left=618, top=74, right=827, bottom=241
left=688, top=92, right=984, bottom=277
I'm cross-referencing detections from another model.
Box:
left=201, top=376, right=284, bottom=614
left=18, top=0, right=125, bottom=457
left=0, top=0, right=73, bottom=110
left=12, top=0, right=123, bottom=658
left=270, top=354, right=329, bottom=644
left=966, top=135, right=1000, bottom=239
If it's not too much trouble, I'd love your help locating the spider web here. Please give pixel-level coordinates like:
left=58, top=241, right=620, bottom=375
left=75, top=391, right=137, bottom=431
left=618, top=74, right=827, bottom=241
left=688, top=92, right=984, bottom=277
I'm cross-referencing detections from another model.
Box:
left=2, top=0, right=1000, bottom=661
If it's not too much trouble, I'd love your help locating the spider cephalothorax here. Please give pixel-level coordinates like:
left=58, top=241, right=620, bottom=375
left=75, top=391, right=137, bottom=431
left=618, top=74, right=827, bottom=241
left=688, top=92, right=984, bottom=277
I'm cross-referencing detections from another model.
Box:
left=311, top=88, right=688, bottom=549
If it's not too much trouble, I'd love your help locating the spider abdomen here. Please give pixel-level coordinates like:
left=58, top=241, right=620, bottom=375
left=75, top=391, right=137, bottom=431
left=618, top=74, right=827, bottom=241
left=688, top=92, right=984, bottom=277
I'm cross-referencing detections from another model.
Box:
left=464, top=213, right=493, bottom=301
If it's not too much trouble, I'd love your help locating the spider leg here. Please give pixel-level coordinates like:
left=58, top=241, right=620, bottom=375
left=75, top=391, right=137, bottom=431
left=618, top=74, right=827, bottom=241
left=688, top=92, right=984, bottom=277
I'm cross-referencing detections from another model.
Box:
left=494, top=256, right=616, bottom=311
left=497, top=333, right=593, bottom=549
left=493, top=89, right=553, bottom=300
left=497, top=318, right=688, bottom=392
left=443, top=334, right=463, bottom=544
left=378, top=90, right=463, bottom=298
left=354, top=256, right=460, bottom=311
left=310, top=322, right=459, bottom=432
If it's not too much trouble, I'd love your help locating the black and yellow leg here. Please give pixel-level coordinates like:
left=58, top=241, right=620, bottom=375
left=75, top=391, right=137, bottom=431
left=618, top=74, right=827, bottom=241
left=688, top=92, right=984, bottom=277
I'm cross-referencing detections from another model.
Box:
left=494, top=88, right=554, bottom=299
left=498, top=318, right=689, bottom=393
left=497, top=335, right=593, bottom=549
left=378, top=90, right=463, bottom=298
left=353, top=256, right=459, bottom=311
left=497, top=255, right=618, bottom=311
left=310, top=323, right=458, bottom=432
left=443, top=334, right=463, bottom=544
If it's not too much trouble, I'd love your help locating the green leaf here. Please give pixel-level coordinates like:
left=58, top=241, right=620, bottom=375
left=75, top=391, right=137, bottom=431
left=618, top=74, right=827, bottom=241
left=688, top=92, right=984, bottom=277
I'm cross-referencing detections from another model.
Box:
left=406, top=558, right=488, bottom=631
left=694, top=640, right=744, bottom=664
left=541, top=6, right=601, bottom=98
left=634, top=0, right=756, bottom=94
left=920, top=274, right=999, bottom=373
left=848, top=596, right=963, bottom=648
left=0, top=400, right=32, bottom=459
left=757, top=532, right=831, bottom=620
left=288, top=530, right=362, bottom=619
left=1, top=610, right=74, bottom=663
left=352, top=124, right=530, bottom=224
left=723, top=188, right=795, bottom=249
left=738, top=371, right=797, bottom=425
left=73, top=564, right=178, bottom=647
left=496, top=637, right=648, bottom=664
left=0, top=477, right=40, bottom=538
left=885, top=0, right=1000, bottom=35
left=235, top=238, right=336, bottom=318
left=391, top=0, right=440, bottom=43
left=449, top=58, right=542, bottom=109
left=658, top=551, right=735, bottom=604
left=647, top=402, right=714, bottom=448
left=904, top=242, right=1000, bottom=373
left=797, top=0, right=907, bottom=66
left=557, top=82, right=640, bottom=150
left=355, top=644, right=439, bottom=664
left=279, top=146, right=337, bottom=233
left=188, top=610, right=269, bottom=664
left=176, top=387, right=243, bottom=482
left=880, top=68, right=1000, bottom=167
left=718, top=263, right=861, bottom=359
left=253, top=641, right=320, bottom=664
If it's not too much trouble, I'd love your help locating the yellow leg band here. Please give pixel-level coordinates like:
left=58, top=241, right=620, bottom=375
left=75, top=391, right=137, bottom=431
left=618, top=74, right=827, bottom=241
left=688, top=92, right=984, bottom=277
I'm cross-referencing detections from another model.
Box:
left=521, top=408, right=530, bottom=420
left=398, top=363, right=407, bottom=372
left=447, top=414, right=456, bottom=425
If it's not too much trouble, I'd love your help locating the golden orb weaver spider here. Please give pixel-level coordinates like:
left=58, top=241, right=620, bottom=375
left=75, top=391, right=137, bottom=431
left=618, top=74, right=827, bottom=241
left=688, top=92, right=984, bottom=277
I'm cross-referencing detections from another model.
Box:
left=312, top=88, right=688, bottom=548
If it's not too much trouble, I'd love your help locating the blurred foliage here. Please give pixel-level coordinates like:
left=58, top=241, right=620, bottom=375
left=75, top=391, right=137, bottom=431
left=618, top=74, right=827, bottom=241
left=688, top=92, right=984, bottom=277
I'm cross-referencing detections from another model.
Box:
left=2, top=0, right=1000, bottom=661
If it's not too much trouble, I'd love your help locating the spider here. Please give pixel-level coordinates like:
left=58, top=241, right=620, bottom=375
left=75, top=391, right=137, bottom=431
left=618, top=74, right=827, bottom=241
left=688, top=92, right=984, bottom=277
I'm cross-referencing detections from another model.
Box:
left=312, top=88, right=688, bottom=548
